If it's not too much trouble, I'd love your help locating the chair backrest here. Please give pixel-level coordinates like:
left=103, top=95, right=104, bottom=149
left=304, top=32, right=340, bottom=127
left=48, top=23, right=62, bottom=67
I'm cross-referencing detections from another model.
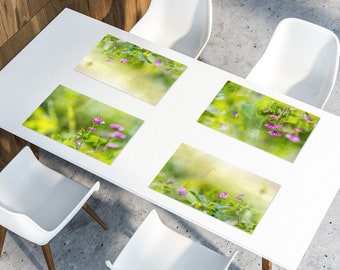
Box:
left=246, top=18, right=340, bottom=109
left=130, top=0, right=212, bottom=59
left=0, top=146, right=100, bottom=245
left=108, top=209, right=237, bottom=270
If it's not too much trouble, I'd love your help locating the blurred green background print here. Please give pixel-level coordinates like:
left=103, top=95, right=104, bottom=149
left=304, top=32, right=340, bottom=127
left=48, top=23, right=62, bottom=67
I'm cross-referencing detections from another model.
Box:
left=75, top=34, right=187, bottom=105
left=150, top=143, right=280, bottom=234
left=198, top=81, right=319, bottom=162
left=23, top=85, right=143, bottom=164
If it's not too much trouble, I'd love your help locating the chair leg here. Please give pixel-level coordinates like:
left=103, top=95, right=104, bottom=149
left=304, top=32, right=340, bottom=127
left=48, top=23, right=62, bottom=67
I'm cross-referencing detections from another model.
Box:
left=0, top=225, right=7, bottom=256
left=82, top=203, right=109, bottom=230
left=1, top=230, right=56, bottom=270
left=41, top=244, right=55, bottom=270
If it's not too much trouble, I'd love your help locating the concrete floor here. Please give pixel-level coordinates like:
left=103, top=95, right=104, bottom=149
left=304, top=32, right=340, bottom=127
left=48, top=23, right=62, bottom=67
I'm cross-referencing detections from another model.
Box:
left=1, top=0, right=340, bottom=269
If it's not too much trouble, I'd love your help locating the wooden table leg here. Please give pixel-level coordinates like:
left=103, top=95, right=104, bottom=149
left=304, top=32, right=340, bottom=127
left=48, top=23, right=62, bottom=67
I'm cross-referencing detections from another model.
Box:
left=0, top=225, right=7, bottom=255
left=0, top=128, right=39, bottom=170
left=262, top=258, right=272, bottom=270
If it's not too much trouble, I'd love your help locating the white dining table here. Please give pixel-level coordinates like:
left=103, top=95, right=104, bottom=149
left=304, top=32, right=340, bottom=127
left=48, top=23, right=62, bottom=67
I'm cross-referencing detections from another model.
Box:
left=1, top=8, right=340, bottom=270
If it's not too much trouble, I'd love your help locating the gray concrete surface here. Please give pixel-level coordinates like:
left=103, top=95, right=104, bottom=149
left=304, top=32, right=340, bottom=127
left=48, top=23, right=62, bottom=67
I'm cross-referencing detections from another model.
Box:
left=1, top=1, right=340, bottom=269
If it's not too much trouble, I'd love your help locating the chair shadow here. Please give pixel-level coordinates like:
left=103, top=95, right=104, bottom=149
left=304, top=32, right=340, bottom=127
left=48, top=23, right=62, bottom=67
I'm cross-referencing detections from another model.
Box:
left=159, top=210, right=241, bottom=270
left=286, top=41, right=337, bottom=108
left=170, top=1, right=209, bottom=58
left=6, top=232, right=45, bottom=270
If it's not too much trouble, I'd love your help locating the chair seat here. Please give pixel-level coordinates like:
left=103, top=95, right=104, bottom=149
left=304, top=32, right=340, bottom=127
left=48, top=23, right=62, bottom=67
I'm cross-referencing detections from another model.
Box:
left=109, top=209, right=237, bottom=270
left=130, top=0, right=212, bottom=59
left=4, top=168, right=90, bottom=231
left=0, top=146, right=103, bottom=246
left=0, top=146, right=108, bottom=270
left=246, top=18, right=340, bottom=109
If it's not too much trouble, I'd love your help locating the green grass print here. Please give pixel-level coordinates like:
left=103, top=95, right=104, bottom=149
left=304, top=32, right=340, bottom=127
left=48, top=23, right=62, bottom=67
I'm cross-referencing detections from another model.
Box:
left=198, top=81, right=319, bottom=162
left=75, top=34, right=187, bottom=105
left=150, top=143, right=280, bottom=234
left=23, top=85, right=143, bottom=164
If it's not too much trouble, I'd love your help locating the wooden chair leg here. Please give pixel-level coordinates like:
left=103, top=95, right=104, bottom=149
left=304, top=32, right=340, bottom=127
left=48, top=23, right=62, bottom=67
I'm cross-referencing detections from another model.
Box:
left=262, top=257, right=272, bottom=270
left=82, top=203, right=109, bottom=231
left=0, top=225, right=7, bottom=256
left=41, top=244, right=55, bottom=270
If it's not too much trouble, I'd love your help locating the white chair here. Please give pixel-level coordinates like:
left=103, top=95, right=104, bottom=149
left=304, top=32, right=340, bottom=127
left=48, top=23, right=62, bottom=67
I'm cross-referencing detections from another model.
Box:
left=246, top=18, right=340, bottom=109
left=0, top=146, right=108, bottom=270
left=106, top=209, right=237, bottom=270
left=129, top=0, right=212, bottom=59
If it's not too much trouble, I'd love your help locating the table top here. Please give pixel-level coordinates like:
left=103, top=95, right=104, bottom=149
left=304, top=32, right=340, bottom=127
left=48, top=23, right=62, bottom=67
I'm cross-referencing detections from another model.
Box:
left=1, top=8, right=340, bottom=270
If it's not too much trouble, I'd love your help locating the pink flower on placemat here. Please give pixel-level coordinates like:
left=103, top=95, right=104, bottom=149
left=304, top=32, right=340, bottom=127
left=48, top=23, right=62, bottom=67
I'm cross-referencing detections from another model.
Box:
left=87, top=126, right=96, bottom=131
left=269, top=114, right=280, bottom=119
left=268, top=130, right=282, bottom=136
left=109, top=131, right=126, bottom=139
left=217, top=192, right=228, bottom=199
left=302, top=114, right=313, bottom=121
left=168, top=178, right=175, bottom=184
left=106, top=142, right=119, bottom=149
left=286, top=134, right=301, bottom=143
left=231, top=111, right=238, bottom=118
left=120, top=58, right=128, bottom=63
left=236, top=194, right=244, bottom=199
left=178, top=187, right=187, bottom=197
left=155, top=59, right=162, bottom=67
left=264, top=123, right=277, bottom=130
left=74, top=140, right=81, bottom=148
left=92, top=117, right=105, bottom=124
left=110, top=123, right=124, bottom=131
